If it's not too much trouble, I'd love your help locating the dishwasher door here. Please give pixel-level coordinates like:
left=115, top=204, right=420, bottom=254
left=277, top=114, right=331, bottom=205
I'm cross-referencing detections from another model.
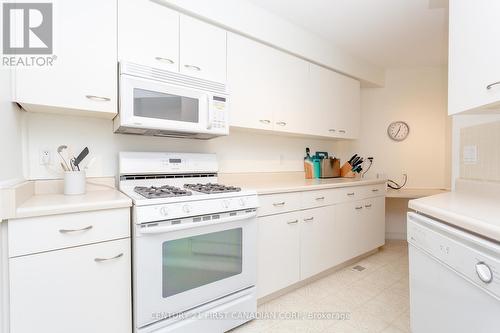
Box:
left=408, top=212, right=500, bottom=333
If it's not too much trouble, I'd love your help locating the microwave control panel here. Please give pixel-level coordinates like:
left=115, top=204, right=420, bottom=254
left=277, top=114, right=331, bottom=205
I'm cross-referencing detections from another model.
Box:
left=210, top=96, right=228, bottom=130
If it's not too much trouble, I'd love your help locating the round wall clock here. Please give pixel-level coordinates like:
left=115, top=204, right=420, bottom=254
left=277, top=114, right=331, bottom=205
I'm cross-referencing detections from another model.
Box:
left=387, top=121, right=410, bottom=141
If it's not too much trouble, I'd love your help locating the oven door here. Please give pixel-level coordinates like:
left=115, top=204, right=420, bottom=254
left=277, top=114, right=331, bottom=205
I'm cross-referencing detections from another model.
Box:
left=119, top=74, right=210, bottom=134
left=133, top=210, right=257, bottom=328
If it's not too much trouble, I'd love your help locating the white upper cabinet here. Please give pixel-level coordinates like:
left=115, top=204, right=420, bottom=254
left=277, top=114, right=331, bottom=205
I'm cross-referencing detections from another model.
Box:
left=448, top=0, right=500, bottom=115
left=118, top=0, right=179, bottom=72
left=13, top=0, right=117, bottom=118
left=309, top=64, right=360, bottom=139
left=179, top=15, right=227, bottom=83
left=227, top=33, right=309, bottom=133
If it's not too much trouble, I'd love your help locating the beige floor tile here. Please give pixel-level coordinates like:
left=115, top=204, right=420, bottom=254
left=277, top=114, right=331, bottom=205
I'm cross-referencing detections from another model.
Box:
left=338, top=309, right=390, bottom=333
left=381, top=324, right=407, bottom=333
left=390, top=311, right=411, bottom=332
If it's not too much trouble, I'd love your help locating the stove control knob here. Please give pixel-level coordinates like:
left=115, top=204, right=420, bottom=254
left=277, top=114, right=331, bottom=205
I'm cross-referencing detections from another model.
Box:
left=238, top=198, right=246, bottom=207
left=476, top=262, right=493, bottom=284
left=159, top=207, right=168, bottom=217
left=222, top=200, right=230, bottom=209
left=182, top=205, right=192, bottom=213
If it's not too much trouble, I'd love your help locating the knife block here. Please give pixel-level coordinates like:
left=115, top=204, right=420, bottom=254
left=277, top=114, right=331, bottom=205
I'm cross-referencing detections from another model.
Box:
left=340, top=162, right=356, bottom=178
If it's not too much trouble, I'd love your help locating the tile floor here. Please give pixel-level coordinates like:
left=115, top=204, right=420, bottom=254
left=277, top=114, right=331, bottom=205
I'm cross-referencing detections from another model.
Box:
left=231, top=241, right=410, bottom=333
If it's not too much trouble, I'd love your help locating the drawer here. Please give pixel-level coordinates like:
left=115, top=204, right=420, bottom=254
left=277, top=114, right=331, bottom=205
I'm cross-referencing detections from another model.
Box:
left=257, top=192, right=302, bottom=217
left=359, top=183, right=386, bottom=199
left=331, top=186, right=364, bottom=203
left=301, top=189, right=335, bottom=209
left=9, top=208, right=130, bottom=257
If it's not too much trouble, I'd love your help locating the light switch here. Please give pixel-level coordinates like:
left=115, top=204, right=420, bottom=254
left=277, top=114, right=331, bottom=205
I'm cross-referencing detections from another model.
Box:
left=463, top=145, right=478, bottom=164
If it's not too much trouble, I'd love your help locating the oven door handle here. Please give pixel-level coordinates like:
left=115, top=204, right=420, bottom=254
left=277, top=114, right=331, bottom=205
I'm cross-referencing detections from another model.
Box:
left=138, top=210, right=257, bottom=235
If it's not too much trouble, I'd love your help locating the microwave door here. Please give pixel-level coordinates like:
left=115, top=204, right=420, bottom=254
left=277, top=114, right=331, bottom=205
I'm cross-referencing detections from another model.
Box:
left=120, top=75, right=208, bottom=132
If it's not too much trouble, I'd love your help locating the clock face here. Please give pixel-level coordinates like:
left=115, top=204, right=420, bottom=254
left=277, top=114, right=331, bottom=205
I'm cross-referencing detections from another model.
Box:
left=387, top=121, right=410, bottom=141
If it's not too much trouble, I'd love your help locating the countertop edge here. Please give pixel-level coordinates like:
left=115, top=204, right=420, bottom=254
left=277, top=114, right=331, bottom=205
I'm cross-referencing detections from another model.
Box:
left=252, top=179, right=387, bottom=195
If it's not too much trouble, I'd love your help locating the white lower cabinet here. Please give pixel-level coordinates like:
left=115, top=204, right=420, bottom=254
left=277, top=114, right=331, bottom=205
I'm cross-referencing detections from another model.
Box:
left=9, top=238, right=131, bottom=333
left=300, top=206, right=338, bottom=279
left=257, top=212, right=301, bottom=298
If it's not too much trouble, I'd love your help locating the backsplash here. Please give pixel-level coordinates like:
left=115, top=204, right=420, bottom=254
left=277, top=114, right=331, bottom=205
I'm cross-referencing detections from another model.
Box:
left=460, top=120, right=500, bottom=182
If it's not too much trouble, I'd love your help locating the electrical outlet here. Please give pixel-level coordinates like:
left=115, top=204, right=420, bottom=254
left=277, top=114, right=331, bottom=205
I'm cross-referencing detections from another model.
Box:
left=39, top=148, right=51, bottom=165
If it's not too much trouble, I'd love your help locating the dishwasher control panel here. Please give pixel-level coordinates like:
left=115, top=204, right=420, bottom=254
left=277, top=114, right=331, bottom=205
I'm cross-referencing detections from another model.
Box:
left=408, top=212, right=500, bottom=299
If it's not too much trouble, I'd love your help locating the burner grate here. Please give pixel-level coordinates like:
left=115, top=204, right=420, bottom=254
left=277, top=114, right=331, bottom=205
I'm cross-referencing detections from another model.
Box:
left=184, top=183, right=242, bottom=194
left=134, top=185, right=192, bottom=199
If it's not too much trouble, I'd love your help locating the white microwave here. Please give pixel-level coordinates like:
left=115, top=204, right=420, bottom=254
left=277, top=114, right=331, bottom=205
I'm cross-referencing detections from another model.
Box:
left=114, top=62, right=229, bottom=139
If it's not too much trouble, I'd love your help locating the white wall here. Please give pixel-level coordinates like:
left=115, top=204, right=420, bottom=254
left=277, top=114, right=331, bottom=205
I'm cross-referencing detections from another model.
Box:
left=24, top=113, right=337, bottom=180
left=161, top=0, right=384, bottom=87
left=0, top=68, right=24, bottom=186
left=336, top=67, right=451, bottom=189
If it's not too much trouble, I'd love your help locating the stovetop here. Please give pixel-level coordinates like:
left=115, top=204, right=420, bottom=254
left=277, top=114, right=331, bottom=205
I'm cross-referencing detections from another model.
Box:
left=184, top=183, right=241, bottom=194
left=134, top=185, right=192, bottom=199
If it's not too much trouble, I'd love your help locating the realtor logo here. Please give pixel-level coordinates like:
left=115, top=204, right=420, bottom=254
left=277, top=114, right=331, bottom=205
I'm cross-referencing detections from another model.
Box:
left=2, top=3, right=53, bottom=54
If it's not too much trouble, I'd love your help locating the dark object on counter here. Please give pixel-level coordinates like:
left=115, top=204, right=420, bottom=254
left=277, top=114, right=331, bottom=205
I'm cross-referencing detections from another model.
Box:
left=73, top=147, right=89, bottom=171
left=320, top=157, right=340, bottom=178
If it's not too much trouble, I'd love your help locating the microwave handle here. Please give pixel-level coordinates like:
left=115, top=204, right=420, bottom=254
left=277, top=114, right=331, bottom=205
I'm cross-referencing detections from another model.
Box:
left=206, top=95, right=213, bottom=129
left=138, top=210, right=257, bottom=235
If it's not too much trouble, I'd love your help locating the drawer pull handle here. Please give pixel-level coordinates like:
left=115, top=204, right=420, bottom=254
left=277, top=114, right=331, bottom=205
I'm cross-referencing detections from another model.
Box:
left=355, top=206, right=363, bottom=210
left=338, top=129, right=346, bottom=134
left=315, top=196, right=325, bottom=201
left=347, top=192, right=355, bottom=196
left=287, top=220, right=299, bottom=225
left=59, top=225, right=93, bottom=234
left=372, top=189, right=379, bottom=192
left=184, top=64, right=201, bottom=71
left=155, top=56, right=174, bottom=64
left=273, top=202, right=286, bottom=207
left=259, top=119, right=271, bottom=124
left=276, top=121, right=287, bottom=126
left=85, top=95, right=110, bottom=102
left=365, top=204, right=372, bottom=208
left=94, top=253, right=124, bottom=263
left=303, top=217, right=314, bottom=222
left=486, top=81, right=500, bottom=90
left=328, top=129, right=336, bottom=133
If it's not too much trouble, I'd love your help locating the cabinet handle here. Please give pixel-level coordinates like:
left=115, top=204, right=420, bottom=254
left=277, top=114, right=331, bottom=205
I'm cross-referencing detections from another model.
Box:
left=365, top=204, right=372, bottom=208
left=338, top=129, right=346, bottom=134
left=259, top=119, right=271, bottom=124
left=287, top=219, right=299, bottom=224
left=303, top=217, right=314, bottom=222
left=155, top=57, right=174, bottom=64
left=184, top=64, right=201, bottom=71
left=355, top=206, right=363, bottom=210
left=85, top=95, right=110, bottom=102
left=276, top=121, right=287, bottom=126
left=315, top=196, right=325, bottom=201
left=372, top=189, right=379, bottom=192
left=347, top=192, right=355, bottom=196
left=486, top=81, right=500, bottom=90
left=59, top=225, right=93, bottom=234
left=273, top=201, right=286, bottom=207
left=94, top=253, right=124, bottom=263
left=328, top=129, right=336, bottom=133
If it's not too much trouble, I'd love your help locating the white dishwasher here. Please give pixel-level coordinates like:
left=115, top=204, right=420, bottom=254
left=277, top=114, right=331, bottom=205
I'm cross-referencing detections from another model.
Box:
left=407, top=212, right=500, bottom=333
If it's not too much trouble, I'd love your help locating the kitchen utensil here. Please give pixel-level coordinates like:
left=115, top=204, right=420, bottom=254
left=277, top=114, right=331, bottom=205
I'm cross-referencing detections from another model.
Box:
left=64, top=170, right=86, bottom=195
left=57, top=145, right=71, bottom=171
left=315, top=152, right=328, bottom=159
left=340, top=162, right=356, bottom=178
left=73, top=147, right=89, bottom=171
left=348, top=154, right=358, bottom=165
left=60, top=162, right=69, bottom=172
left=320, top=157, right=340, bottom=178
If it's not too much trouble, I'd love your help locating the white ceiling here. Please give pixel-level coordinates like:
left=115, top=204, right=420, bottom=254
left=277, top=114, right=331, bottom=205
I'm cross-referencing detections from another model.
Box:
left=247, top=0, right=448, bottom=68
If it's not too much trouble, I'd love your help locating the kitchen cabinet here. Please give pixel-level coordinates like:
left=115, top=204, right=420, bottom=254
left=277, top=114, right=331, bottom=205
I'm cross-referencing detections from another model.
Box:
left=179, top=15, right=227, bottom=83
left=448, top=0, right=500, bottom=115
left=118, top=0, right=179, bottom=72
left=257, top=212, right=301, bottom=298
left=300, top=206, right=338, bottom=279
left=227, top=33, right=308, bottom=133
left=13, top=0, right=117, bottom=118
left=9, top=238, right=131, bottom=333
left=309, top=64, right=360, bottom=139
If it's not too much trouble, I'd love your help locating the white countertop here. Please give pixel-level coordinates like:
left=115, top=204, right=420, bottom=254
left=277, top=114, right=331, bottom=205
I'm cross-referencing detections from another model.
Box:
left=386, top=188, right=449, bottom=199
left=219, top=172, right=386, bottom=195
left=409, top=179, right=500, bottom=242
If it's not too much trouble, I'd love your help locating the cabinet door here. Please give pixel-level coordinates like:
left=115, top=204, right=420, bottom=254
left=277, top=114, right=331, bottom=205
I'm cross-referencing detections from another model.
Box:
left=257, top=212, right=300, bottom=298
left=448, top=0, right=500, bottom=114
left=179, top=15, right=227, bottom=83
left=335, top=201, right=366, bottom=261
left=118, top=0, right=179, bottom=72
left=361, top=197, right=386, bottom=252
left=13, top=0, right=117, bottom=118
left=9, top=239, right=131, bottom=333
left=300, top=206, right=338, bottom=279
left=309, top=64, right=360, bottom=139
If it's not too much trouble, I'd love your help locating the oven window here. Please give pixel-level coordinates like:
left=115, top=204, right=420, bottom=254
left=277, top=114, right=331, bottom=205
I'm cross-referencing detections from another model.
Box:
left=133, top=88, right=199, bottom=123
left=162, top=228, right=243, bottom=298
